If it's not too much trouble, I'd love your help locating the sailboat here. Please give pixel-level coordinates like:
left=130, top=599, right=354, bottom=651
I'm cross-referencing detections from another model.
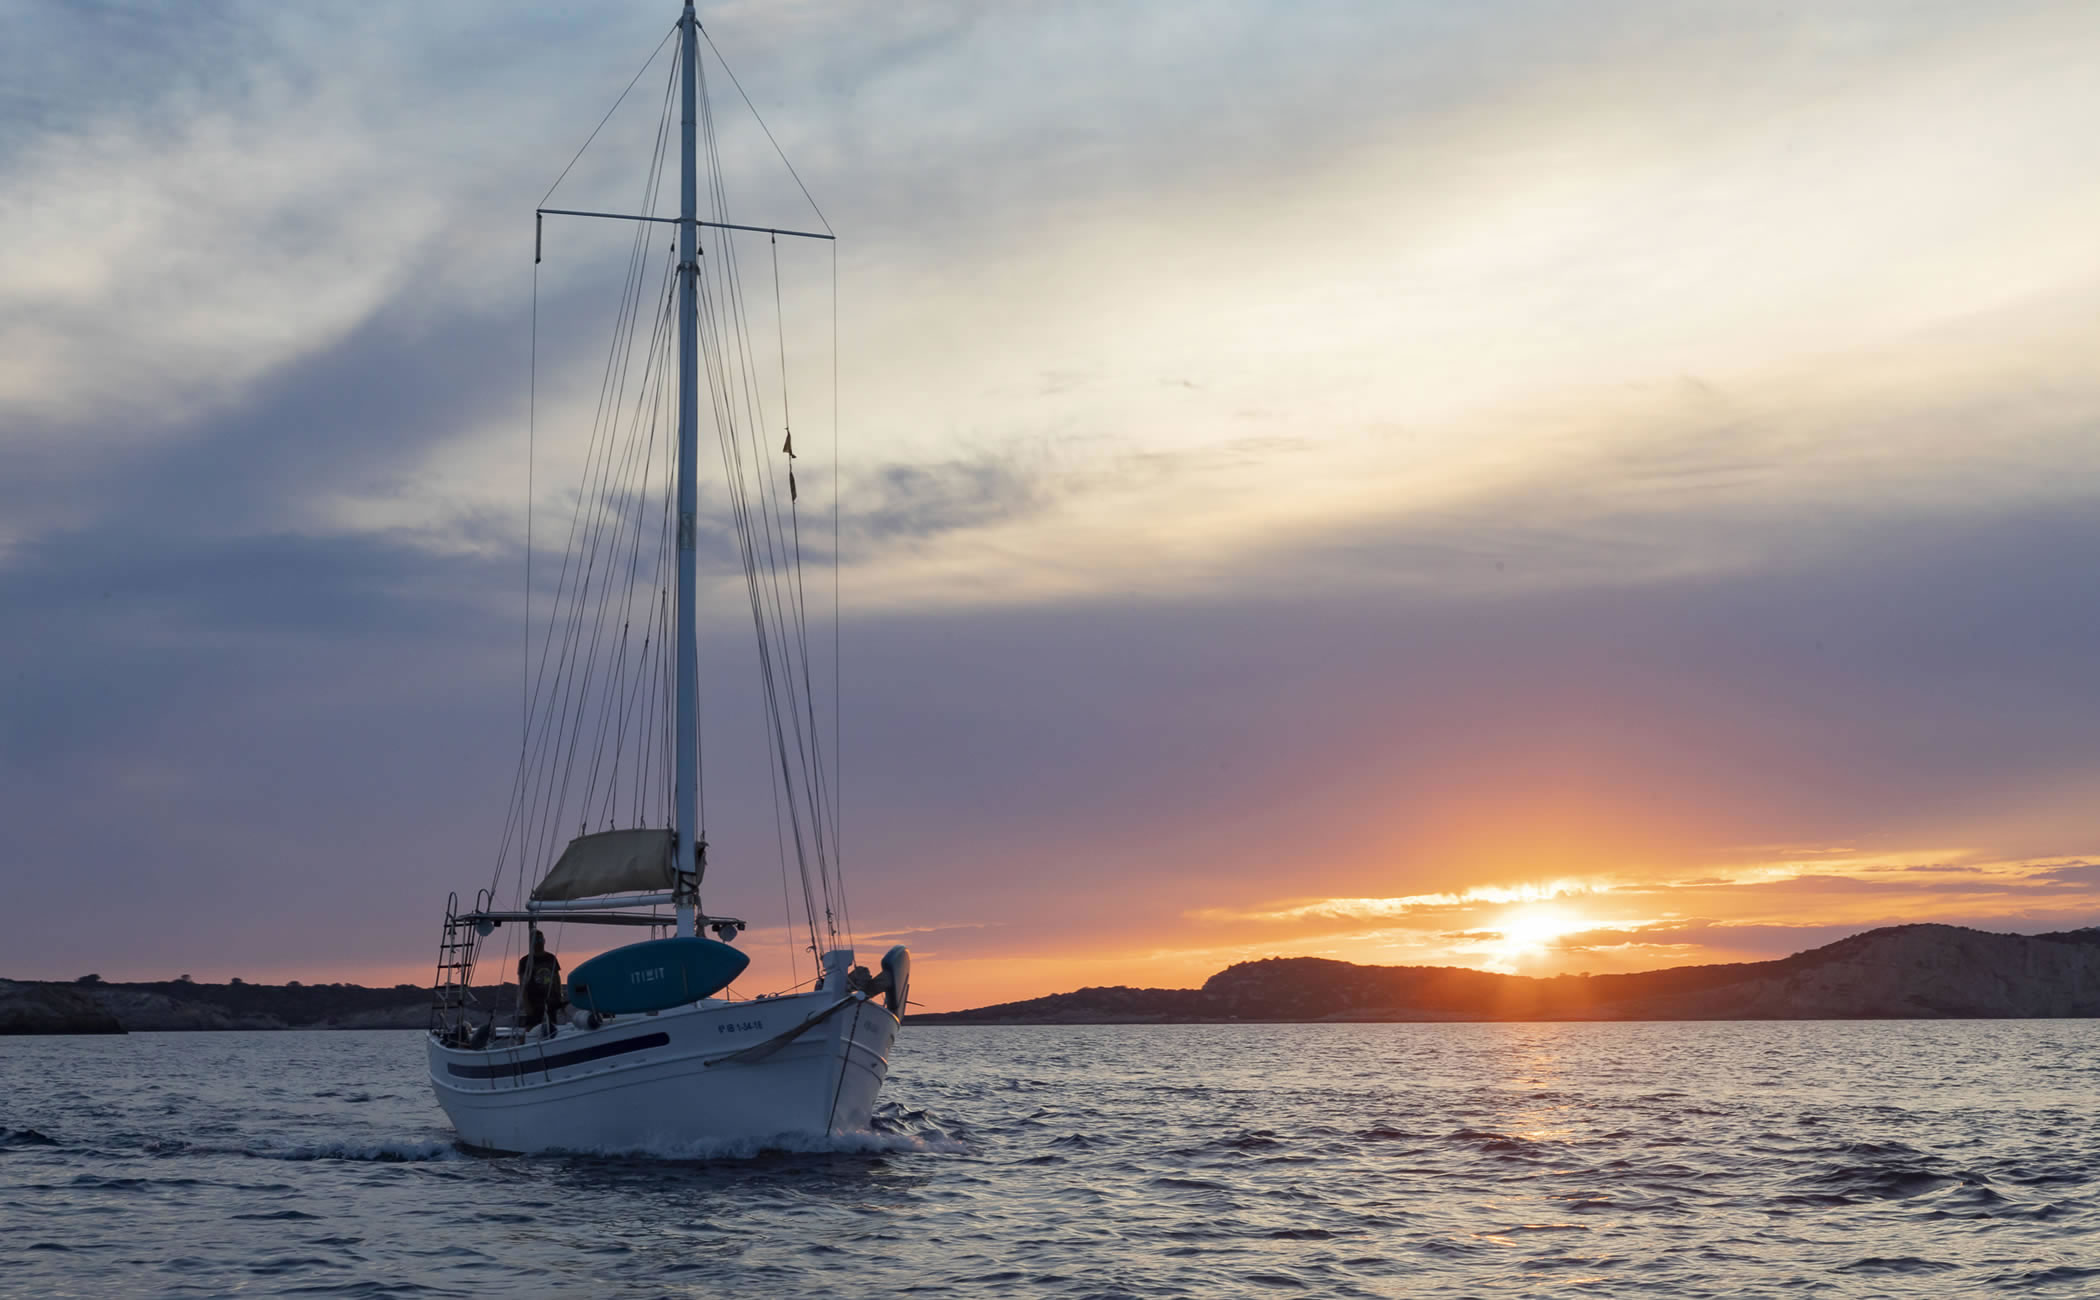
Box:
left=425, top=1, right=906, bottom=1154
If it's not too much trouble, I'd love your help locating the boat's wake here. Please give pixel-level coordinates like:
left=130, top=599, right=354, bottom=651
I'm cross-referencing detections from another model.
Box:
left=542, top=1125, right=971, bottom=1163
left=86, top=1097, right=967, bottom=1166
left=157, top=1138, right=470, bottom=1163
left=263, top=1140, right=468, bottom=1163
left=122, top=1129, right=956, bottom=1166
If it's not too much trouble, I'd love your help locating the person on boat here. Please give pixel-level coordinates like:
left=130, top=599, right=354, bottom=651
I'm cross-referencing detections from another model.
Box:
left=518, top=929, right=564, bottom=1037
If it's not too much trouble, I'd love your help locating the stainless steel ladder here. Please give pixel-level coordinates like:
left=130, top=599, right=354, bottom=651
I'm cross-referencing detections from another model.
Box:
left=429, top=889, right=488, bottom=1041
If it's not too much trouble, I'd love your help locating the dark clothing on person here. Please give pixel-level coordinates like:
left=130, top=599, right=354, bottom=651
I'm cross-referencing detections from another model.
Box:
left=519, top=947, right=563, bottom=1033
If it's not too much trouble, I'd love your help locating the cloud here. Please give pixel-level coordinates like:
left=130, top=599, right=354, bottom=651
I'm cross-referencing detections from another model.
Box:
left=850, top=456, right=1050, bottom=545
left=5, top=1, right=2100, bottom=1007
left=1196, top=881, right=1612, bottom=926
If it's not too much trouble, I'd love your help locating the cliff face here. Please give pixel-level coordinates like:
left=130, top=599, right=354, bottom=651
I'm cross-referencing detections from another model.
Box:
left=86, top=989, right=286, bottom=1031
left=14, top=924, right=2098, bottom=1030
left=1649, top=926, right=2100, bottom=1019
left=86, top=988, right=439, bottom=1030
left=911, top=985, right=1213, bottom=1025
left=0, top=980, right=125, bottom=1034
left=918, top=925, right=2100, bottom=1024
left=0, top=979, right=466, bottom=1033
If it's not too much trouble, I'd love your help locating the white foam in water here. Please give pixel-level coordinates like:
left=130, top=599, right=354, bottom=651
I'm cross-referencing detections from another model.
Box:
left=266, top=1140, right=467, bottom=1163
left=552, top=1128, right=972, bottom=1162
left=173, top=1129, right=966, bottom=1165
left=159, top=1139, right=467, bottom=1163
left=211, top=1129, right=968, bottom=1164
left=128, top=1135, right=468, bottom=1164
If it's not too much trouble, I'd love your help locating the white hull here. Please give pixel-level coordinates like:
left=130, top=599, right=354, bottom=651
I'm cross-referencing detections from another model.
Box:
left=428, top=991, right=898, bottom=1154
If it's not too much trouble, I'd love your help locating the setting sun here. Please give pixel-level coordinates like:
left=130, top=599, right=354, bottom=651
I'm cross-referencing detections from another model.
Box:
left=1490, top=905, right=1592, bottom=964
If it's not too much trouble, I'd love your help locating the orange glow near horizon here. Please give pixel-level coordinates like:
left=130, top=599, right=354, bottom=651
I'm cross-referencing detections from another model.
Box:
left=74, top=850, right=2100, bottom=1013
left=1484, top=904, right=1594, bottom=970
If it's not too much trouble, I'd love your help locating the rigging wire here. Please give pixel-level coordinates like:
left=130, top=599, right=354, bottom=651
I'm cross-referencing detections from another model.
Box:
left=701, top=55, right=839, bottom=947
left=502, top=46, right=681, bottom=912
left=695, top=23, right=833, bottom=237
left=695, top=237, right=821, bottom=959
left=695, top=31, right=850, bottom=955
left=831, top=240, right=847, bottom=948
left=539, top=23, right=679, bottom=208
left=582, top=279, right=678, bottom=826
left=484, top=18, right=851, bottom=991
left=692, top=45, right=828, bottom=958
left=527, top=238, right=678, bottom=884
left=773, top=233, right=851, bottom=953
left=526, top=268, right=538, bottom=765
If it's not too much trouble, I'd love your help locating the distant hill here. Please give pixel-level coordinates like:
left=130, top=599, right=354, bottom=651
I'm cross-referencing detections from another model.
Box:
left=12, top=924, right=2100, bottom=1033
left=0, top=981, right=124, bottom=1035
left=915, top=925, right=2100, bottom=1024
left=0, top=977, right=514, bottom=1034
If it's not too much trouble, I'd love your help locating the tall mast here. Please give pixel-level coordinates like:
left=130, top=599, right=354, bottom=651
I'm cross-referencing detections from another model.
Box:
left=673, top=0, right=702, bottom=939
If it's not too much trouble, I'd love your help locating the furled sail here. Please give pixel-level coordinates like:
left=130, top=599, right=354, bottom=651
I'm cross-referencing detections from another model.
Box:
left=531, top=828, right=676, bottom=901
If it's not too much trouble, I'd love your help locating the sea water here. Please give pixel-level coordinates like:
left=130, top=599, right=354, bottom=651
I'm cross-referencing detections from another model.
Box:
left=2, top=1021, right=2097, bottom=1296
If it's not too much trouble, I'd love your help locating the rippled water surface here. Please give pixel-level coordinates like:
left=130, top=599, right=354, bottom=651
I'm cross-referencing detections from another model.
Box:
left=4, top=1022, right=2099, bottom=1295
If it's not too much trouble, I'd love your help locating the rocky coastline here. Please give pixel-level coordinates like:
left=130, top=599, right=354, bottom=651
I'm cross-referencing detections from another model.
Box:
left=915, top=924, right=2100, bottom=1024
left=12, top=924, right=2100, bottom=1032
left=0, top=977, right=504, bottom=1034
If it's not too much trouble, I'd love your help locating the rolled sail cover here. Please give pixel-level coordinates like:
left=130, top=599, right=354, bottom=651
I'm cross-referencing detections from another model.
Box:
left=531, top=828, right=676, bottom=902
left=567, top=937, right=750, bottom=1014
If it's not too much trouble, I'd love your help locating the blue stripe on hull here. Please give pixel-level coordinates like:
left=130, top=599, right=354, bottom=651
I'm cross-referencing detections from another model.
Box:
left=445, top=1030, right=671, bottom=1080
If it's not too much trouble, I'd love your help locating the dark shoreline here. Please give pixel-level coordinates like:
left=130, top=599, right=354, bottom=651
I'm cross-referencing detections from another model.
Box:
left=0, top=977, right=485, bottom=1035
left=11, top=923, right=2100, bottom=1033
left=912, top=924, right=2100, bottom=1026
left=907, top=1012, right=2100, bottom=1026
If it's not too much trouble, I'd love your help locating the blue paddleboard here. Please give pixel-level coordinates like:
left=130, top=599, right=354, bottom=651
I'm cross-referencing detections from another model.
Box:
left=567, top=936, right=750, bottom=1015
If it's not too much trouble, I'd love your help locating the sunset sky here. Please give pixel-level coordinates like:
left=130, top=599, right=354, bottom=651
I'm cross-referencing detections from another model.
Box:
left=5, top=0, right=2100, bottom=1011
